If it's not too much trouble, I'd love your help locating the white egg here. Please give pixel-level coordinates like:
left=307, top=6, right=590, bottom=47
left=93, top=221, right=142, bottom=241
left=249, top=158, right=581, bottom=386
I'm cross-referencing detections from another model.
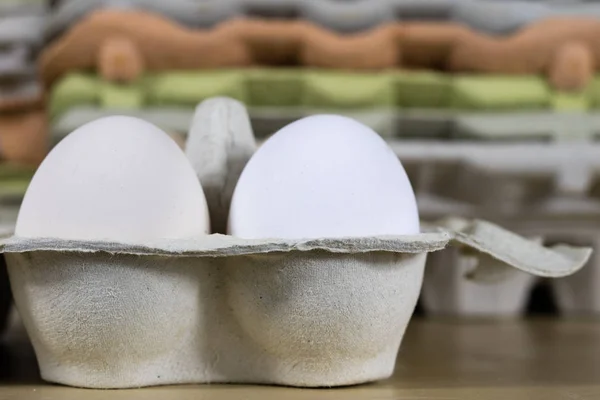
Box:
left=228, top=115, right=419, bottom=239
left=16, top=116, right=210, bottom=243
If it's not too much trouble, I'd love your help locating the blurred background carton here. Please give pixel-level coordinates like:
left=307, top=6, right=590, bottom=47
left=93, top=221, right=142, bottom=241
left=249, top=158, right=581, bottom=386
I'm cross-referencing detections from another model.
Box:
left=5, top=0, right=600, bottom=338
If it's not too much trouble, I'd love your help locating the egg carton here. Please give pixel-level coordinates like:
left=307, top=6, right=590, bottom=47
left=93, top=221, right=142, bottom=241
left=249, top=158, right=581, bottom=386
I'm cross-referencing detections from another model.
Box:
left=0, top=109, right=48, bottom=165
left=46, top=104, right=600, bottom=319
left=1, top=97, right=591, bottom=389
left=395, top=141, right=600, bottom=204
left=295, top=1, right=394, bottom=32
left=0, top=164, right=35, bottom=225
left=450, top=1, right=555, bottom=35
left=0, top=255, right=12, bottom=336
left=45, top=0, right=244, bottom=43
left=0, top=14, right=45, bottom=47
left=450, top=0, right=600, bottom=35
left=0, top=0, right=47, bottom=17
left=0, top=164, right=34, bottom=338
left=422, top=245, right=539, bottom=318
left=416, top=195, right=600, bottom=317
left=239, top=0, right=305, bottom=18
left=0, top=10, right=45, bottom=80
left=39, top=10, right=600, bottom=89
left=0, top=76, right=42, bottom=114
left=0, top=4, right=48, bottom=163
left=45, top=0, right=399, bottom=39
left=43, top=71, right=600, bottom=140
left=250, top=111, right=600, bottom=142
left=399, top=141, right=600, bottom=235
left=390, top=139, right=600, bottom=318
left=44, top=0, right=392, bottom=40
left=50, top=106, right=398, bottom=144
left=35, top=5, right=600, bottom=96
left=388, top=0, right=455, bottom=20
left=45, top=0, right=600, bottom=39
left=412, top=163, right=600, bottom=318
left=50, top=104, right=600, bottom=143
left=0, top=47, right=36, bottom=79
left=0, top=4, right=46, bottom=121
left=548, top=232, right=600, bottom=315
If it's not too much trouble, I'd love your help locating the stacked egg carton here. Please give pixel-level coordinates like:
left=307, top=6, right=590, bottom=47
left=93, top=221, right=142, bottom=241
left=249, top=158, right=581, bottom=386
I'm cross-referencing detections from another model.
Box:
left=43, top=0, right=600, bottom=139
left=0, top=0, right=47, bottom=227
left=397, top=141, right=600, bottom=317
left=397, top=0, right=600, bottom=318
left=0, top=0, right=48, bottom=338
left=45, top=0, right=244, bottom=39
left=38, top=0, right=600, bottom=318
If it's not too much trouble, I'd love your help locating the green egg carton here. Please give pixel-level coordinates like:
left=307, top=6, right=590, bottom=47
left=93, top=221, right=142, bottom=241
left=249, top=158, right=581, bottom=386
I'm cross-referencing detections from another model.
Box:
left=394, top=71, right=452, bottom=109
left=146, top=71, right=248, bottom=107
left=302, top=70, right=394, bottom=109
left=0, top=164, right=34, bottom=201
left=49, top=73, right=100, bottom=120
left=0, top=0, right=46, bottom=15
left=48, top=68, right=600, bottom=142
left=245, top=68, right=304, bottom=107
left=451, top=75, right=551, bottom=111
left=0, top=163, right=34, bottom=227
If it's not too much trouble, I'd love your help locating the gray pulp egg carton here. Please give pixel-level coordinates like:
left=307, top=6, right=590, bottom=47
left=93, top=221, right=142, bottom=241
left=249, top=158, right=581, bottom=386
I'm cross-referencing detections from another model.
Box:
left=0, top=193, right=24, bottom=228
left=45, top=0, right=243, bottom=43
left=0, top=1, right=46, bottom=108
left=43, top=0, right=600, bottom=43
left=50, top=109, right=600, bottom=147
left=297, top=0, right=596, bottom=32
left=450, top=0, right=600, bottom=35
left=0, top=0, right=46, bottom=17
left=245, top=0, right=600, bottom=33
left=239, top=0, right=305, bottom=18
left=0, top=97, right=591, bottom=389
left=0, top=224, right=13, bottom=338
left=298, top=0, right=393, bottom=32
left=449, top=0, right=551, bottom=35
left=44, top=0, right=449, bottom=38
left=50, top=107, right=400, bottom=145
left=388, top=0, right=456, bottom=20
left=395, top=140, right=600, bottom=317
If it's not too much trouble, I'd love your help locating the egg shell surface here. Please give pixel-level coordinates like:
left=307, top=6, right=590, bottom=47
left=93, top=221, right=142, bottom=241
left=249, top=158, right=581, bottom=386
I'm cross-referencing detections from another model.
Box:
left=16, top=116, right=210, bottom=243
left=228, top=114, right=420, bottom=239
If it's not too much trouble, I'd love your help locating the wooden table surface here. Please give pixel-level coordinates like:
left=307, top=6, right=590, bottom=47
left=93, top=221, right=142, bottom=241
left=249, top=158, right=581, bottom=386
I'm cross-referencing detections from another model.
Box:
left=0, top=318, right=598, bottom=400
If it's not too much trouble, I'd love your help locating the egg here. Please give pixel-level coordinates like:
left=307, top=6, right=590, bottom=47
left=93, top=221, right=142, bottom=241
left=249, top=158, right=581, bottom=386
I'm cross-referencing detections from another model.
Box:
left=16, top=116, right=210, bottom=243
left=228, top=115, right=419, bottom=239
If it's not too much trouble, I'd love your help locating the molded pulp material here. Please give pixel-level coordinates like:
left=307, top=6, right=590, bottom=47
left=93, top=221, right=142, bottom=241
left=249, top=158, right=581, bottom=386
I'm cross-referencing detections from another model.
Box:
left=3, top=98, right=591, bottom=388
